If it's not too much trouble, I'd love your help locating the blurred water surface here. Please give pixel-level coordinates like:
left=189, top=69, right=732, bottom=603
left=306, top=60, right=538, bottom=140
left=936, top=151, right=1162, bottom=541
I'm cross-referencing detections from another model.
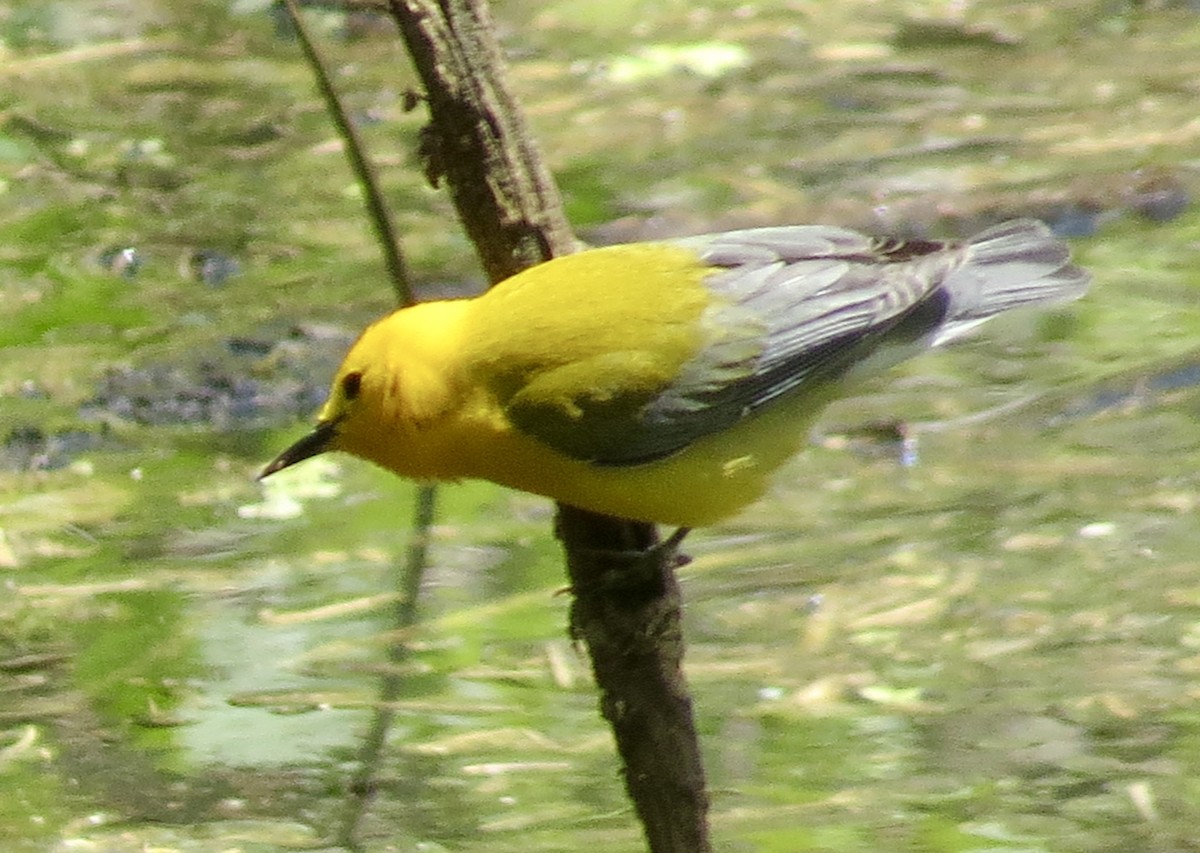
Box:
left=2, top=2, right=1199, bottom=851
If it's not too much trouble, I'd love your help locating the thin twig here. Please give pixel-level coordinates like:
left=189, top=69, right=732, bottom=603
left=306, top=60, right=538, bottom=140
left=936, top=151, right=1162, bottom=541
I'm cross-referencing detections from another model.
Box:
left=279, top=3, right=437, bottom=847
left=337, top=486, right=437, bottom=848
left=281, top=0, right=414, bottom=306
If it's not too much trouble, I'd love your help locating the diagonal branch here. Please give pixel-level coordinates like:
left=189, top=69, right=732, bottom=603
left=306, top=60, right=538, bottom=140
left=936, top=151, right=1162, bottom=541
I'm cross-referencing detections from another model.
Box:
left=381, top=2, right=712, bottom=851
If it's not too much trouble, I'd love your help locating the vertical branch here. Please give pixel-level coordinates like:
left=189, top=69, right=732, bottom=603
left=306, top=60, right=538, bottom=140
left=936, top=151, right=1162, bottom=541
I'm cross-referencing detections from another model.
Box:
left=385, top=0, right=579, bottom=278
left=381, top=2, right=712, bottom=851
left=557, top=507, right=711, bottom=853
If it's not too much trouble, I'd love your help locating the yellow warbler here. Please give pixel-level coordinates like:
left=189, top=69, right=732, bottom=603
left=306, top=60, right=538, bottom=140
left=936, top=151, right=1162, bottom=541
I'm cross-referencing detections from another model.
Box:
left=262, top=220, right=1088, bottom=526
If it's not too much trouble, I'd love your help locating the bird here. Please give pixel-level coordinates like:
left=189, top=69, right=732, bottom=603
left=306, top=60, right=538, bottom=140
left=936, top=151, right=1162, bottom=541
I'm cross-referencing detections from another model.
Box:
left=260, top=219, right=1089, bottom=527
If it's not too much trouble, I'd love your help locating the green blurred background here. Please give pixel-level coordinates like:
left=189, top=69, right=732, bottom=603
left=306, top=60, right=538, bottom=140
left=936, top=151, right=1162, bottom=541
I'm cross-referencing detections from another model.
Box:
left=2, top=1, right=1199, bottom=851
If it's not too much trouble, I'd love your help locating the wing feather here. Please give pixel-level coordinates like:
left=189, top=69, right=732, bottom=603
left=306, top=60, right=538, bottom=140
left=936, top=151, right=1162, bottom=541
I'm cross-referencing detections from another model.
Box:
left=501, top=220, right=1087, bottom=466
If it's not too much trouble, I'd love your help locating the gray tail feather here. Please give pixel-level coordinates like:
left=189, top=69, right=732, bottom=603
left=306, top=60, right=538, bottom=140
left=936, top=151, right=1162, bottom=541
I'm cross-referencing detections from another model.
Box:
left=932, top=219, right=1090, bottom=344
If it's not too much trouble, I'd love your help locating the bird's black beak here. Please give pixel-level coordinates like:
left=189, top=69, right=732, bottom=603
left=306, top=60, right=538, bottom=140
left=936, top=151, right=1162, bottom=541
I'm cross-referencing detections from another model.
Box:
left=259, top=419, right=340, bottom=480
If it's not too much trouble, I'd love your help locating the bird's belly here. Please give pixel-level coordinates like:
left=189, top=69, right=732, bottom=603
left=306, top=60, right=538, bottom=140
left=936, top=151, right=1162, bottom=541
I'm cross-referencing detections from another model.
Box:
left=455, top=399, right=820, bottom=527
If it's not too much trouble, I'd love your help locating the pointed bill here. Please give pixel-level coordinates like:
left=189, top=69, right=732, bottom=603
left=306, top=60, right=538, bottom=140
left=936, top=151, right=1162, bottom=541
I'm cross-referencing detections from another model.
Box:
left=259, top=419, right=339, bottom=479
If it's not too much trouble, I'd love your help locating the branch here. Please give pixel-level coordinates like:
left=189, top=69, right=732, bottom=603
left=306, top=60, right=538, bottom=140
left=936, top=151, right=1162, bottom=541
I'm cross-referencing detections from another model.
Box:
left=382, top=3, right=712, bottom=850
left=386, top=0, right=577, bottom=278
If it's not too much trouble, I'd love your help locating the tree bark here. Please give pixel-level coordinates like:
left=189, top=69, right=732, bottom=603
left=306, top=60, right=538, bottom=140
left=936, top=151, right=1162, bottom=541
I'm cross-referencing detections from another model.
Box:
left=386, top=0, right=577, bottom=279
left=382, top=2, right=712, bottom=851
left=557, top=506, right=711, bottom=853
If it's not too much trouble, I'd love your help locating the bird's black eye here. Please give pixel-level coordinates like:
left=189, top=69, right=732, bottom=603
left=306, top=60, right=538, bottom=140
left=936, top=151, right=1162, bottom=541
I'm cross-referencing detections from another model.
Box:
left=341, top=371, right=363, bottom=401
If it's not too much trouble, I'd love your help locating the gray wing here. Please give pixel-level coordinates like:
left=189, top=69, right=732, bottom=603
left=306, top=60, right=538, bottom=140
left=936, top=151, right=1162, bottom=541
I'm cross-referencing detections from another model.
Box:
left=521, top=219, right=1090, bottom=467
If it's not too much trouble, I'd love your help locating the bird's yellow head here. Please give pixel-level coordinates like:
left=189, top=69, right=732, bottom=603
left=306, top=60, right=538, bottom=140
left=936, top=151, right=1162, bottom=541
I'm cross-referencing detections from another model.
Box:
left=258, top=326, right=389, bottom=479
left=260, top=301, right=469, bottom=481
